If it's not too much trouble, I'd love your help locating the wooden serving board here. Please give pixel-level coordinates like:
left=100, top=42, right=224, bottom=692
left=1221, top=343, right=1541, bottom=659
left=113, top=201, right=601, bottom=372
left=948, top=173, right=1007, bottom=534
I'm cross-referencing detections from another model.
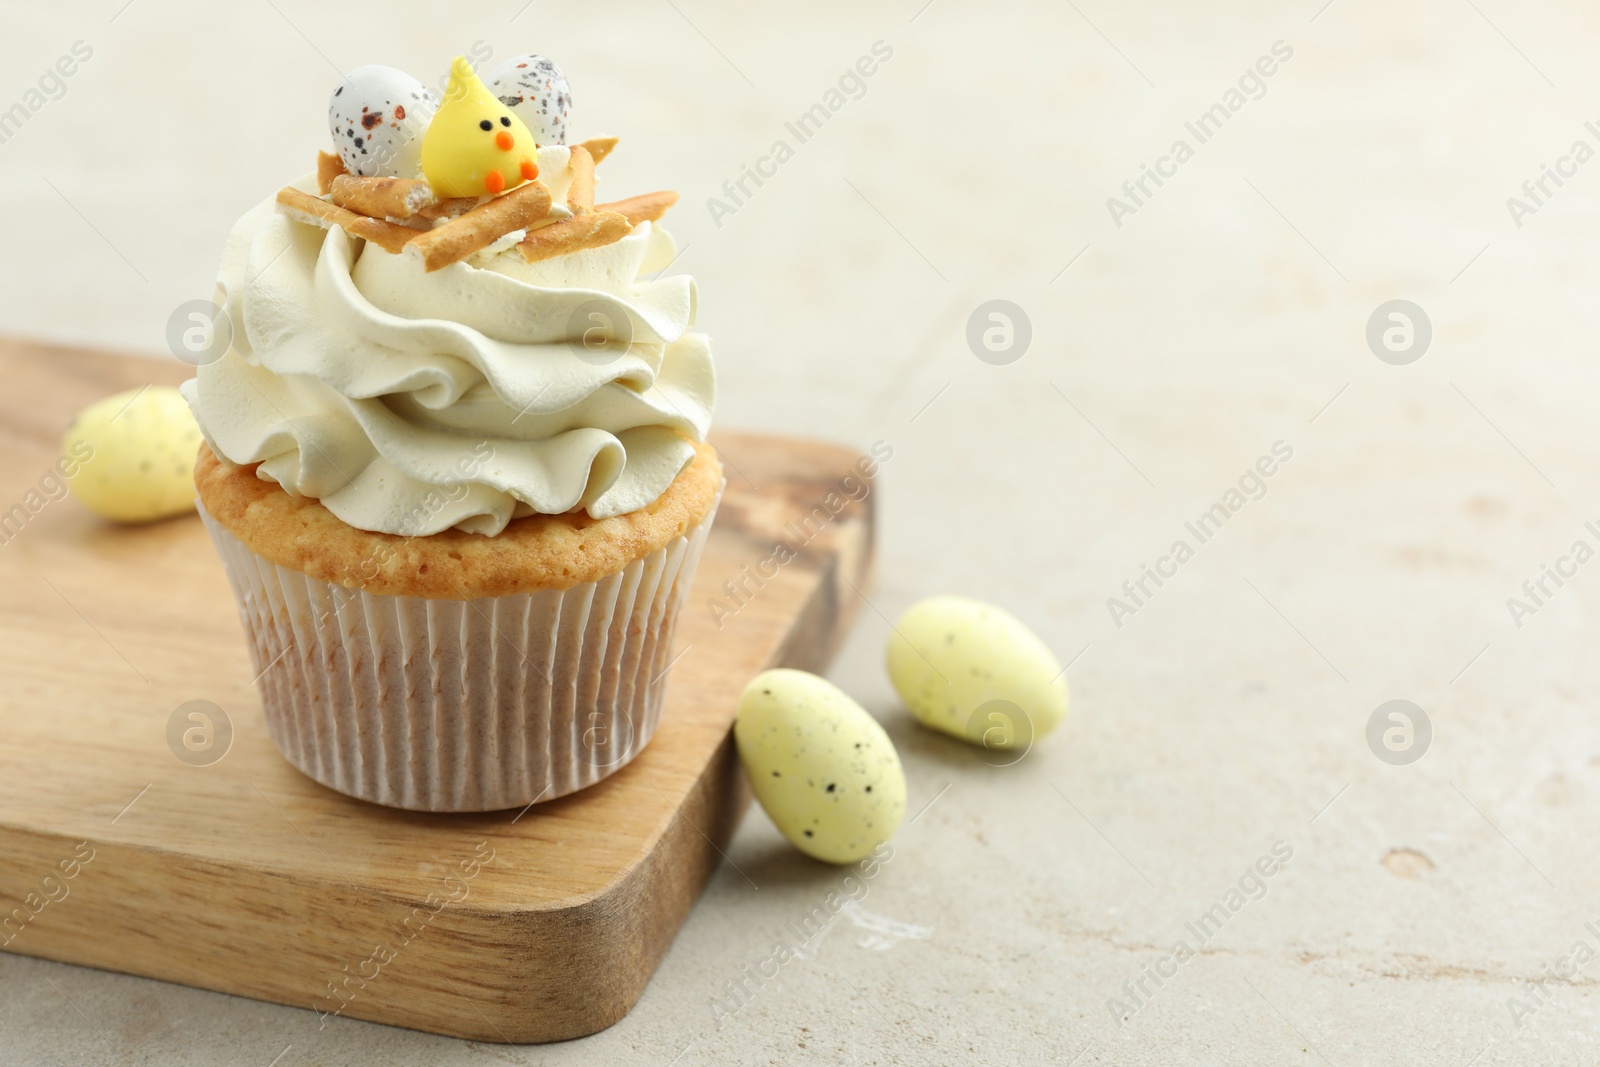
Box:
left=0, top=338, right=874, bottom=1043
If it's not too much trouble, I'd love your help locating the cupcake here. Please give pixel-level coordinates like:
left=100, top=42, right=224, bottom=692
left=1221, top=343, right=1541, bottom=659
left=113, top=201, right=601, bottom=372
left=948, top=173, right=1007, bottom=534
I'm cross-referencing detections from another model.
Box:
left=182, top=55, right=720, bottom=812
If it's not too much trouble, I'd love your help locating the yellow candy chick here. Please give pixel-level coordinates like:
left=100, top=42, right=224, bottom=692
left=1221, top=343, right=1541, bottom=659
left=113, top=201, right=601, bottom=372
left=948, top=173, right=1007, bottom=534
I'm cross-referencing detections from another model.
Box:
left=421, top=56, right=540, bottom=198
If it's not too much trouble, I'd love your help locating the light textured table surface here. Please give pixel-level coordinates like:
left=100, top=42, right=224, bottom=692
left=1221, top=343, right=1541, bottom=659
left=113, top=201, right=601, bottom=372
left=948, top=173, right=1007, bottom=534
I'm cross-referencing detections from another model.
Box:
left=4, top=0, right=1600, bottom=1063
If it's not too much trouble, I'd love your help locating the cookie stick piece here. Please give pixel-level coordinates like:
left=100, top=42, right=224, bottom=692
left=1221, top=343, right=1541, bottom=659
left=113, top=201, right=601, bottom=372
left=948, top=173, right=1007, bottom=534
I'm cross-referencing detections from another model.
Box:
left=595, top=190, right=678, bottom=226
left=330, top=175, right=437, bottom=219
left=566, top=146, right=595, bottom=214
left=316, top=151, right=347, bottom=195
left=275, top=187, right=420, bottom=254
left=406, top=180, right=554, bottom=272
left=517, top=210, right=632, bottom=264
left=576, top=136, right=617, bottom=165
left=418, top=197, right=481, bottom=220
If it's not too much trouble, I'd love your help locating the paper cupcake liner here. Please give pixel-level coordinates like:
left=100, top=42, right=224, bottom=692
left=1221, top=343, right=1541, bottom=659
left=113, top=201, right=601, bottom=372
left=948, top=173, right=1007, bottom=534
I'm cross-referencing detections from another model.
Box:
left=198, top=490, right=719, bottom=812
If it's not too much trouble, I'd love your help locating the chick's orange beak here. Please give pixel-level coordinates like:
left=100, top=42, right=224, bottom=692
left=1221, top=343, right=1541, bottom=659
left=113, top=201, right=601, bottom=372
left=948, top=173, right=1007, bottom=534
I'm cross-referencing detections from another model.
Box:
left=495, top=130, right=514, bottom=151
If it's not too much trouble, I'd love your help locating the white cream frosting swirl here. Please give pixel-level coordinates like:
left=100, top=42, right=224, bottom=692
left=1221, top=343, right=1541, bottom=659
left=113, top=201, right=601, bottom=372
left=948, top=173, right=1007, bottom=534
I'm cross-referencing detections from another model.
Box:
left=181, top=148, right=713, bottom=537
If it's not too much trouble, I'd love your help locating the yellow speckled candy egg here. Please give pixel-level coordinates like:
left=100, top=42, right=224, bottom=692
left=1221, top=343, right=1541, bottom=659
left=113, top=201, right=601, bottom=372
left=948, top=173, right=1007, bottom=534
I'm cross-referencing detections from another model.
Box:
left=735, top=669, right=906, bottom=864
left=62, top=386, right=202, bottom=523
left=887, top=596, right=1067, bottom=751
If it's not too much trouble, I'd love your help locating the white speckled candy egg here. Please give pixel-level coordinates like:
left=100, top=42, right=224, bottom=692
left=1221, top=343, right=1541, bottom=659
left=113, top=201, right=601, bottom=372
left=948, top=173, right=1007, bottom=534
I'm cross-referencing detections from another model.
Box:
left=62, top=387, right=202, bottom=523
left=487, top=55, right=571, bottom=146
left=328, top=65, right=435, bottom=177
left=735, top=669, right=906, bottom=864
left=887, top=596, right=1067, bottom=751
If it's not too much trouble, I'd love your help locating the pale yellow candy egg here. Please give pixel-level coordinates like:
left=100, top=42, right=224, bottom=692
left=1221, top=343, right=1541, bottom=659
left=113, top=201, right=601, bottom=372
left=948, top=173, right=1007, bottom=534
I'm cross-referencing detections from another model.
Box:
left=62, top=386, right=202, bottom=523
left=887, top=596, right=1067, bottom=752
left=735, top=669, right=906, bottom=864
